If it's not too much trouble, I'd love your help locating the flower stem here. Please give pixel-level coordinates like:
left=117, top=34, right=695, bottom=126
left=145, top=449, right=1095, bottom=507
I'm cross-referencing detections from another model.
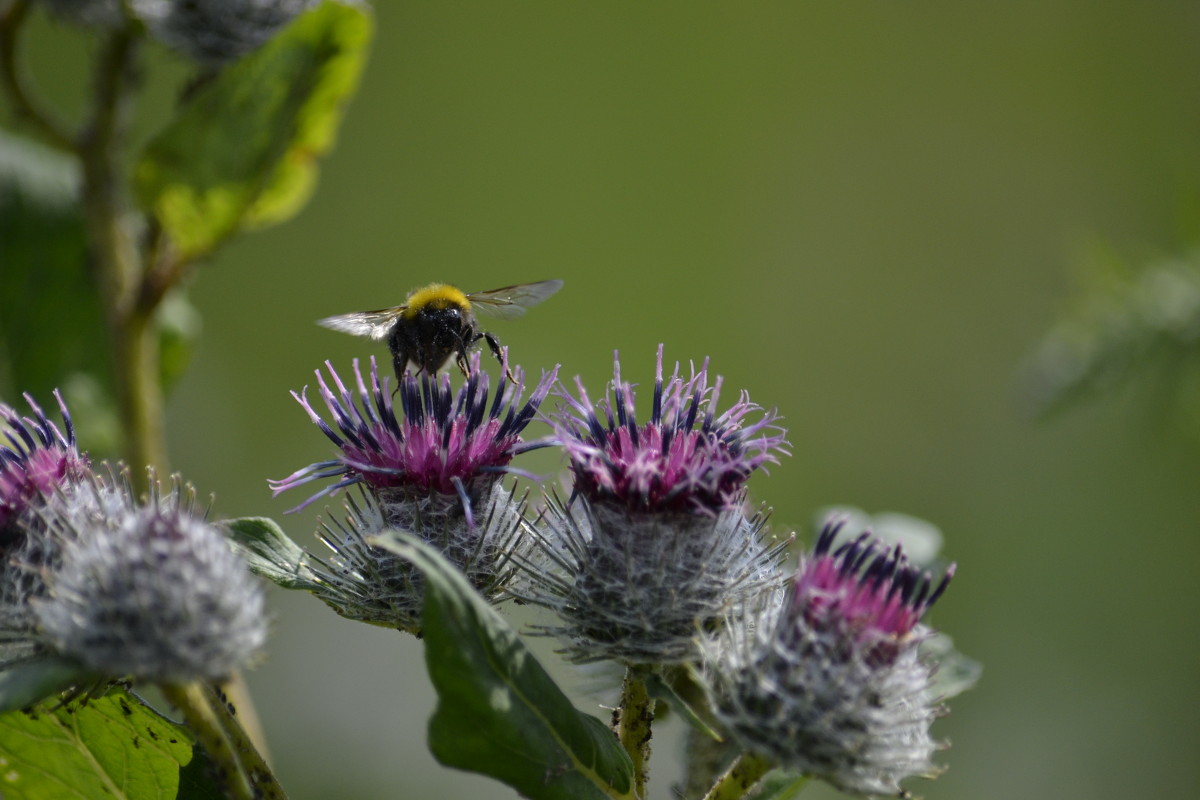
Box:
left=161, top=682, right=259, bottom=800
left=701, top=753, right=784, bottom=800
left=77, top=23, right=170, bottom=489
left=202, top=681, right=288, bottom=800
left=612, top=666, right=654, bottom=798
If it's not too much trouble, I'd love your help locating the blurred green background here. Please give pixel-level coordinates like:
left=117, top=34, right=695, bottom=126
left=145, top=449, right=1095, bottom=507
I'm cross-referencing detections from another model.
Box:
left=10, top=2, right=1200, bottom=798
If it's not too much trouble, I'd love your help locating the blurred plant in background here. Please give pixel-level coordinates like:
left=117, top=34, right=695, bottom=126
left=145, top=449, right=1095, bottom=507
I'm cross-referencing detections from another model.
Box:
left=1020, top=242, right=1200, bottom=437
left=0, top=0, right=369, bottom=477
left=0, top=2, right=980, bottom=799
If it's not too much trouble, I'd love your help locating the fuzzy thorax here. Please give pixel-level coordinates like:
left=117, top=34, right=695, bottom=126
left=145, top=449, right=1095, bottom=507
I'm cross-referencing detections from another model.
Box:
left=401, top=283, right=471, bottom=318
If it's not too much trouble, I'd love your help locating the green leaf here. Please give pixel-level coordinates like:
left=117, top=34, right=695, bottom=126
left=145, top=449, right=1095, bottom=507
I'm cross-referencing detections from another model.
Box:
left=921, top=632, right=982, bottom=701
left=223, top=517, right=324, bottom=592
left=0, top=657, right=90, bottom=715
left=643, top=669, right=722, bottom=743
left=0, top=131, right=199, bottom=457
left=157, top=290, right=202, bottom=393
left=749, top=770, right=810, bottom=800
left=1019, top=244, right=1200, bottom=422
left=0, top=133, right=107, bottom=429
left=0, top=684, right=220, bottom=800
left=373, top=532, right=635, bottom=800
left=134, top=1, right=372, bottom=259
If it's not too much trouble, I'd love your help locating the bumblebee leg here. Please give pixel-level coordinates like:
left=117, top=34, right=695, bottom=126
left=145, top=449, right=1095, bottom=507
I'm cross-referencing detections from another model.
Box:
left=391, top=348, right=411, bottom=385
left=483, top=332, right=517, bottom=384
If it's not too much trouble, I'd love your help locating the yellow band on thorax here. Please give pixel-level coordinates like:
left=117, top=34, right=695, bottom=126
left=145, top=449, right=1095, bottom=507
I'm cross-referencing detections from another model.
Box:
left=402, top=283, right=470, bottom=318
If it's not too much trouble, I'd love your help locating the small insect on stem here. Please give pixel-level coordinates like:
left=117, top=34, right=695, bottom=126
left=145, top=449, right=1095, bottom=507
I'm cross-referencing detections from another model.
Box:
left=317, top=280, right=563, bottom=384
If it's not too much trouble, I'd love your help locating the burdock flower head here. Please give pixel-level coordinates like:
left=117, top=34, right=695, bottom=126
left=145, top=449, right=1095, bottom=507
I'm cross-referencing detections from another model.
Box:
left=558, top=345, right=787, bottom=514
left=34, top=469, right=267, bottom=684
left=0, top=391, right=91, bottom=631
left=271, top=355, right=557, bottom=631
left=702, top=517, right=956, bottom=796
left=1, top=391, right=89, bottom=540
left=525, top=346, right=791, bottom=664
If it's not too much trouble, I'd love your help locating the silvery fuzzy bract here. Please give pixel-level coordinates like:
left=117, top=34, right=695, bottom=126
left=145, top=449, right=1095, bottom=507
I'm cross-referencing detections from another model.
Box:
left=702, top=518, right=956, bottom=796
left=528, top=497, right=787, bottom=664
left=304, top=482, right=531, bottom=632
left=34, top=472, right=267, bottom=683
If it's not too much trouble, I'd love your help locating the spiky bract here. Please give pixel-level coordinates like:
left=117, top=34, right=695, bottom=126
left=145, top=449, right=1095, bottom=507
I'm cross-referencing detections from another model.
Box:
left=526, top=496, right=789, bottom=664
left=304, top=483, right=533, bottom=633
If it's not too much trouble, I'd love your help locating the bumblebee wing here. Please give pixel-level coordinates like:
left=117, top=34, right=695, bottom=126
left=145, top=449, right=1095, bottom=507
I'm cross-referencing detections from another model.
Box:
left=316, top=306, right=405, bottom=340
left=467, top=279, right=564, bottom=320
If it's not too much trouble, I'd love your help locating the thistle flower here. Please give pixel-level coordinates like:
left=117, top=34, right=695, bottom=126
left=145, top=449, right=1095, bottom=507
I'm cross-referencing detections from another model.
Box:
left=271, top=355, right=557, bottom=631
left=272, top=355, right=555, bottom=518
left=0, top=391, right=90, bottom=631
left=34, top=469, right=267, bottom=684
left=1, top=390, right=89, bottom=539
left=524, top=347, right=790, bottom=664
left=702, top=517, right=956, bottom=796
left=557, top=344, right=788, bottom=514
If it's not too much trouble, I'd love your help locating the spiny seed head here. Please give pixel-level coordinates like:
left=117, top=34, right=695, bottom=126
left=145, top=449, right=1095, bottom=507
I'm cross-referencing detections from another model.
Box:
left=521, top=495, right=791, bottom=664
left=271, top=355, right=557, bottom=525
left=701, top=517, right=957, bottom=795
left=34, top=470, right=267, bottom=684
left=553, top=345, right=788, bottom=514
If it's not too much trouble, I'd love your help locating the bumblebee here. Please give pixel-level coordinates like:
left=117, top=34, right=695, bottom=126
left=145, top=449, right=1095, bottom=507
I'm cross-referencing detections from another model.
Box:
left=317, top=280, right=563, bottom=383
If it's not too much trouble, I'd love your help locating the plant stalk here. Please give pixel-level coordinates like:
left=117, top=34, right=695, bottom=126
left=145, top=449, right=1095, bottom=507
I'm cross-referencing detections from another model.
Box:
left=203, top=681, right=288, bottom=800
left=161, top=682, right=258, bottom=800
left=78, top=25, right=168, bottom=487
left=613, top=666, right=654, bottom=798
